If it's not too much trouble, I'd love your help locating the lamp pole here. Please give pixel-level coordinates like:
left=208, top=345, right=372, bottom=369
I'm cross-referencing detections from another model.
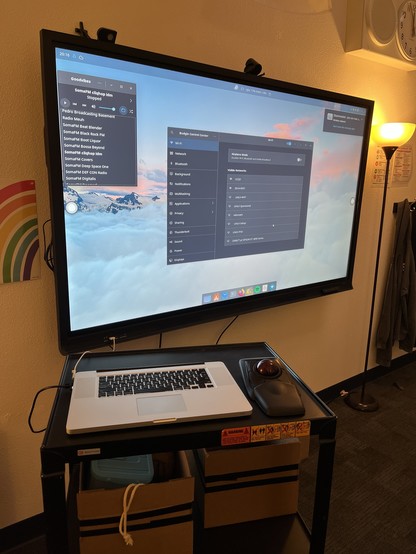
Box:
left=345, top=146, right=397, bottom=411
left=345, top=123, right=415, bottom=411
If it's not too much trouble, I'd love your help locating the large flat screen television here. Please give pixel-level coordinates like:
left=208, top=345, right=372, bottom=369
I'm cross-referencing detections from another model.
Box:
left=40, top=29, right=374, bottom=355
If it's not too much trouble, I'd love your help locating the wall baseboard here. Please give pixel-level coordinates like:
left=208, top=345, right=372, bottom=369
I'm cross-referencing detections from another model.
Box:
left=0, top=513, right=45, bottom=552
left=317, top=351, right=416, bottom=403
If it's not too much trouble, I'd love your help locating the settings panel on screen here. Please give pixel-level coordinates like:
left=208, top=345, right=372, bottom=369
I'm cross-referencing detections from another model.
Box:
left=167, top=127, right=313, bottom=265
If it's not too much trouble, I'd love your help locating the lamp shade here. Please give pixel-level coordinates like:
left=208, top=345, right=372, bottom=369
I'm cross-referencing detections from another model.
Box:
left=372, top=122, right=416, bottom=147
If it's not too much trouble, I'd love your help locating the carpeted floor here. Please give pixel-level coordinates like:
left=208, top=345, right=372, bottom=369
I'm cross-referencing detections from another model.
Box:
left=299, top=362, right=416, bottom=553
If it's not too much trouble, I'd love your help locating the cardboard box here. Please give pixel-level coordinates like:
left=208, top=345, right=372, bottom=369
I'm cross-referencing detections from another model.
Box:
left=77, top=451, right=194, bottom=554
left=191, top=440, right=301, bottom=528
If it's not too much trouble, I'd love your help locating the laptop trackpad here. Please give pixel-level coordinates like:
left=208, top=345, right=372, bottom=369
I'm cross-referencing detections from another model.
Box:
left=137, top=394, right=187, bottom=416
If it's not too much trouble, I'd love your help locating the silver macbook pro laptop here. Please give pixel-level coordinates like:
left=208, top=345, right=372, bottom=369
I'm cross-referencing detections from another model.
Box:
left=66, top=361, right=253, bottom=434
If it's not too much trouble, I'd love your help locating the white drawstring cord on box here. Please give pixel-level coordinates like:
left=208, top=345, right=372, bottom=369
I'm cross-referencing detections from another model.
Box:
left=119, top=483, right=144, bottom=546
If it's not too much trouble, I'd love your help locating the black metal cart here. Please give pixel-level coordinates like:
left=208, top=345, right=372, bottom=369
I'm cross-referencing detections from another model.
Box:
left=40, top=342, right=336, bottom=553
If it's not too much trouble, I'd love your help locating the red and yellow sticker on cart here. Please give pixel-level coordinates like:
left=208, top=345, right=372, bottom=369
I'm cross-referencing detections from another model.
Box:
left=221, top=420, right=310, bottom=446
left=221, top=426, right=251, bottom=445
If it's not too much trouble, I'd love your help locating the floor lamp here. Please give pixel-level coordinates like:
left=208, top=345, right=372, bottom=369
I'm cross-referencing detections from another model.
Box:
left=345, top=122, right=416, bottom=412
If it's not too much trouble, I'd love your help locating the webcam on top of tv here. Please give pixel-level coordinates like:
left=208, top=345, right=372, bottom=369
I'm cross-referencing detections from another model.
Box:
left=75, top=21, right=117, bottom=43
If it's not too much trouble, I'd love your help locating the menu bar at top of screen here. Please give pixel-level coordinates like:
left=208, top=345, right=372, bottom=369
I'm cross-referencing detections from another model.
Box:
left=55, top=47, right=368, bottom=118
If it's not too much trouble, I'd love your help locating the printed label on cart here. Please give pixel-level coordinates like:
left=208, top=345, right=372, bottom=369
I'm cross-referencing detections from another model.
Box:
left=221, top=420, right=310, bottom=446
left=251, top=425, right=267, bottom=442
left=265, top=423, right=281, bottom=441
left=280, top=422, right=297, bottom=438
left=221, top=426, right=251, bottom=445
left=77, top=448, right=101, bottom=457
left=295, top=420, right=311, bottom=437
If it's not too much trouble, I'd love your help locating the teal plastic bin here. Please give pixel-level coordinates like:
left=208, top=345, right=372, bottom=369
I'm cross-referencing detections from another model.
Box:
left=88, top=455, right=154, bottom=489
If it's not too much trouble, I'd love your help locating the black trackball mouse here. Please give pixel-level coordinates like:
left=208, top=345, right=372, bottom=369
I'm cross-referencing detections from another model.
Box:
left=252, top=379, right=304, bottom=417
left=239, top=358, right=305, bottom=417
left=255, top=358, right=284, bottom=378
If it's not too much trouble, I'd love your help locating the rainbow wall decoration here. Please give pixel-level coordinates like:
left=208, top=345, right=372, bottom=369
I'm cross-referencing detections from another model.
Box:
left=0, top=180, right=40, bottom=284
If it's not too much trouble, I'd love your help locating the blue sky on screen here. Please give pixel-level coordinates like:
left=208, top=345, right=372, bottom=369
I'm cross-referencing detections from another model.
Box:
left=58, top=53, right=363, bottom=330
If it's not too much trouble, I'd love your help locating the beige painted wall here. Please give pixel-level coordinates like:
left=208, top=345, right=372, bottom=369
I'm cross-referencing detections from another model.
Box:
left=1, top=0, right=416, bottom=528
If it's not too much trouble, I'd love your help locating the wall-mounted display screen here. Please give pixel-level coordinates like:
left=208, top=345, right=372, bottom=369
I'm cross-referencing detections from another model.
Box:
left=40, top=29, right=374, bottom=354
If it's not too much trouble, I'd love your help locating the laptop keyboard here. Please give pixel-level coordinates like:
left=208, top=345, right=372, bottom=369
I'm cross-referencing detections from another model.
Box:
left=98, top=367, right=214, bottom=397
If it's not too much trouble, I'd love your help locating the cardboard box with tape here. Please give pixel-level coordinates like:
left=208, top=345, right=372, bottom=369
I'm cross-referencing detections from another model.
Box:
left=76, top=451, right=194, bottom=554
left=190, top=439, right=303, bottom=528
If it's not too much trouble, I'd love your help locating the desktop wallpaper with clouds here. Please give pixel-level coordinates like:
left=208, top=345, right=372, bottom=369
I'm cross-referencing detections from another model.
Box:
left=57, top=54, right=367, bottom=331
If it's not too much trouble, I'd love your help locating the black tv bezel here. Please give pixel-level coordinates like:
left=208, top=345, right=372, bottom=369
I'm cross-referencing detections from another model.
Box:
left=40, top=29, right=374, bottom=355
